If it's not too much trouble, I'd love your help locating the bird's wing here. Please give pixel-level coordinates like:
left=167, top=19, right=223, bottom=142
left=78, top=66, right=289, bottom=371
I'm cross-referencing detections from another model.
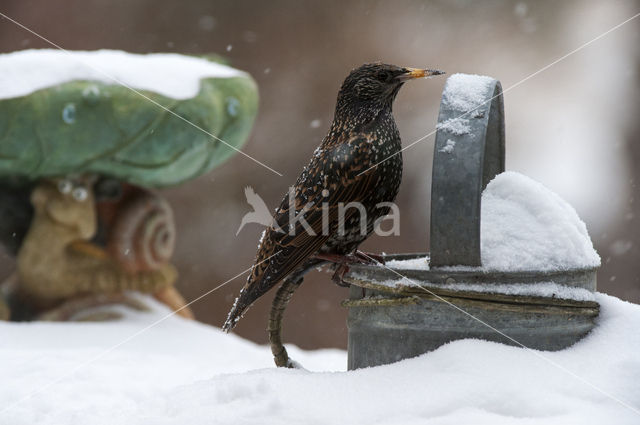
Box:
left=223, top=134, right=381, bottom=330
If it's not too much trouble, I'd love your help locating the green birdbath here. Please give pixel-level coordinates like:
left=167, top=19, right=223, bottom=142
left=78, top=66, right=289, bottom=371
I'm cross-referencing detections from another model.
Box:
left=0, top=49, right=259, bottom=320
left=0, top=49, right=258, bottom=187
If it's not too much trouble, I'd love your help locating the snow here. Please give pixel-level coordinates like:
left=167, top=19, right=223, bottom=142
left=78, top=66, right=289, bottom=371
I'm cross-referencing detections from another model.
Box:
left=438, top=139, right=456, bottom=154
left=441, top=281, right=595, bottom=301
left=442, top=73, right=495, bottom=112
left=1, top=293, right=639, bottom=424
left=387, top=172, right=600, bottom=272
left=353, top=274, right=595, bottom=302
left=481, top=171, right=600, bottom=271
left=435, top=117, right=471, bottom=135
left=609, top=239, right=633, bottom=256
left=435, top=73, right=495, bottom=138
left=386, top=256, right=430, bottom=270
left=0, top=49, right=244, bottom=100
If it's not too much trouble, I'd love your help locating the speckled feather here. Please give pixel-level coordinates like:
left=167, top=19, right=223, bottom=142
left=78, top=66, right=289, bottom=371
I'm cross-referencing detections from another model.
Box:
left=223, top=63, right=428, bottom=331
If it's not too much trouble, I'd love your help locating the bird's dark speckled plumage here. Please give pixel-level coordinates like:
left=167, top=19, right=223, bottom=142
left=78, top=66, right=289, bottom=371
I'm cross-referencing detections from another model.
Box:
left=223, top=63, right=443, bottom=332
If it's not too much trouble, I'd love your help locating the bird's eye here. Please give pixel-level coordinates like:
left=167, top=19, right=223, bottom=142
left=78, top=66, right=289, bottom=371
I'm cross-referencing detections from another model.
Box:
left=378, top=71, right=392, bottom=82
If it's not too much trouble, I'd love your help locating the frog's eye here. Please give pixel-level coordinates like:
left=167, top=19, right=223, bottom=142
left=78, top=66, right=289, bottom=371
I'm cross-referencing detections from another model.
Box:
left=72, top=186, right=88, bottom=202
left=57, top=180, right=73, bottom=194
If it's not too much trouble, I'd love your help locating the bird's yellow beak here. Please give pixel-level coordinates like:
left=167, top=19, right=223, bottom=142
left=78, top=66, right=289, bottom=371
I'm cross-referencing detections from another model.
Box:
left=398, top=68, right=446, bottom=81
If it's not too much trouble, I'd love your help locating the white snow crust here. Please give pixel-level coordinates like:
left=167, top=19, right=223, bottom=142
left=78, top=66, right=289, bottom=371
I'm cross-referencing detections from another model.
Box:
left=386, top=256, right=430, bottom=270
left=1, top=293, right=639, bottom=424
left=439, top=139, right=456, bottom=153
left=435, top=117, right=471, bottom=135
left=0, top=49, right=244, bottom=100
left=442, top=73, right=494, bottom=112
left=354, top=275, right=595, bottom=302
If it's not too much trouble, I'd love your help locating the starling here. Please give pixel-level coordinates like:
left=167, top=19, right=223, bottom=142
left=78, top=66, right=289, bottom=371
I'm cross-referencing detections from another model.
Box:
left=223, top=63, right=444, bottom=333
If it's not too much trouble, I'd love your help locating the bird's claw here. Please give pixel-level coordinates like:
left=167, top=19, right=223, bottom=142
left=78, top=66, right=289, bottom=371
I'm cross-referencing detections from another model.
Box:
left=331, top=263, right=351, bottom=287
left=314, top=251, right=385, bottom=287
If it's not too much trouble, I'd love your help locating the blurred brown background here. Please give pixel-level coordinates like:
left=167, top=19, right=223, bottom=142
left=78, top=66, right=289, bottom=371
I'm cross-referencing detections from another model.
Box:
left=1, top=0, right=638, bottom=349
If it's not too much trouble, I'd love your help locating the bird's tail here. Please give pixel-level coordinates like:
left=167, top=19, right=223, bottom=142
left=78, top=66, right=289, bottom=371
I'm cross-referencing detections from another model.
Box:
left=222, top=292, right=248, bottom=333
left=222, top=287, right=252, bottom=332
left=222, top=258, right=325, bottom=333
left=222, top=274, right=270, bottom=332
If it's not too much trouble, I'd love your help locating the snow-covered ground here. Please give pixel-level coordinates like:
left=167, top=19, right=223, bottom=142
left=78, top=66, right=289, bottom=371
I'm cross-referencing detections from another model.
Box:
left=1, top=293, right=639, bottom=424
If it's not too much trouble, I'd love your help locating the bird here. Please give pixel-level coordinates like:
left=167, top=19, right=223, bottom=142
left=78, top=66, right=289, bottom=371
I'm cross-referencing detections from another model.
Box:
left=223, top=63, right=444, bottom=333
left=236, top=186, right=274, bottom=236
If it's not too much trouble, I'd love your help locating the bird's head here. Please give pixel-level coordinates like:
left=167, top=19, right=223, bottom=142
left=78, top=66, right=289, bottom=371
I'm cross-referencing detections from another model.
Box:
left=336, top=63, right=444, bottom=114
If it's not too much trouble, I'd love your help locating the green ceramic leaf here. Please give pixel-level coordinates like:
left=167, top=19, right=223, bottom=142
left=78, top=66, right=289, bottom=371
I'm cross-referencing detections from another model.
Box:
left=0, top=71, right=258, bottom=187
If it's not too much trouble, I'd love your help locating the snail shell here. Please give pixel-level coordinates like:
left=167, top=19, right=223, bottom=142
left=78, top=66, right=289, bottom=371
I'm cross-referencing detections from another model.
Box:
left=107, top=189, right=175, bottom=273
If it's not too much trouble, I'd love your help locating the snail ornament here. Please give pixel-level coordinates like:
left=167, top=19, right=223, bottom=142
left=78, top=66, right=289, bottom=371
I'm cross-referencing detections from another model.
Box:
left=15, top=177, right=192, bottom=319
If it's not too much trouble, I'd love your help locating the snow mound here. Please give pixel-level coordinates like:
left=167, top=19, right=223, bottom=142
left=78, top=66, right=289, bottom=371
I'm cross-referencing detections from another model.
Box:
left=0, top=49, right=244, bottom=100
left=387, top=171, right=600, bottom=272
left=481, top=171, right=600, bottom=271
left=442, top=73, right=494, bottom=112
left=1, top=294, right=639, bottom=424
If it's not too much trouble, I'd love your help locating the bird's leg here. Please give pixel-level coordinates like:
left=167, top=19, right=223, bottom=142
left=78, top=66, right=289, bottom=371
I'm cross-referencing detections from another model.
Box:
left=267, top=258, right=325, bottom=368
left=354, top=250, right=385, bottom=265
left=268, top=274, right=303, bottom=368
left=312, top=253, right=352, bottom=287
left=314, top=251, right=384, bottom=286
